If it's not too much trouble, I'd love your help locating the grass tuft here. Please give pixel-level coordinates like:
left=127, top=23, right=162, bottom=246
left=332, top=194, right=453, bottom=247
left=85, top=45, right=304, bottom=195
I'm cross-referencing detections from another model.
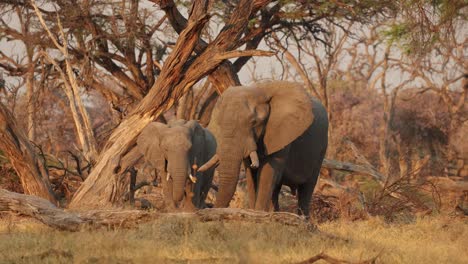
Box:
left=0, top=215, right=466, bottom=263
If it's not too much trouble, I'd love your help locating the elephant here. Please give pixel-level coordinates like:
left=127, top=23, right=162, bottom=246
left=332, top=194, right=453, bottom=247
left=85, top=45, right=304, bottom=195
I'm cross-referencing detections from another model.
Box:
left=198, top=81, right=328, bottom=217
left=136, top=119, right=216, bottom=210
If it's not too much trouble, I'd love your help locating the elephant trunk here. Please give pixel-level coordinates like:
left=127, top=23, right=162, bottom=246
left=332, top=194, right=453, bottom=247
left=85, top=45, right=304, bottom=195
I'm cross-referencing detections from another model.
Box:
left=172, top=170, right=187, bottom=203
left=167, top=152, right=190, bottom=203
left=215, top=152, right=242, bottom=208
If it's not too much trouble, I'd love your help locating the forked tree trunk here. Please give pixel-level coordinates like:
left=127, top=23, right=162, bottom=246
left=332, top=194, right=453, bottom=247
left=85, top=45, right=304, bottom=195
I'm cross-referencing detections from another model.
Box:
left=157, top=0, right=241, bottom=93
left=69, top=0, right=270, bottom=209
left=0, top=103, right=56, bottom=203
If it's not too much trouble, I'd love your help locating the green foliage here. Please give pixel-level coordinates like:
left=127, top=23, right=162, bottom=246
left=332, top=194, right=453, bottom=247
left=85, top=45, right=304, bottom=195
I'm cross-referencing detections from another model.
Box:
left=383, top=23, right=409, bottom=41
left=382, top=23, right=414, bottom=54
left=386, top=0, right=468, bottom=55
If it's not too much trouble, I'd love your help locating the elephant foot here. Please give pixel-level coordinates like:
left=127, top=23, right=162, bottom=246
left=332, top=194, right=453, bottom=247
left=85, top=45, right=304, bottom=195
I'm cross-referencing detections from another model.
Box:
left=181, top=198, right=197, bottom=212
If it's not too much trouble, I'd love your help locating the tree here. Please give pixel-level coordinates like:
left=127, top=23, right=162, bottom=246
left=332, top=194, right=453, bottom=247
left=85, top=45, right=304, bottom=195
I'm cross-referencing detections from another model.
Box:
left=69, top=0, right=274, bottom=209
left=0, top=101, right=56, bottom=203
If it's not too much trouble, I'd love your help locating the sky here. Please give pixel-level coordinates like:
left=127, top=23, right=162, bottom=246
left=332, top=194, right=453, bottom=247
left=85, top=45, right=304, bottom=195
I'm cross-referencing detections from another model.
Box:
left=1, top=1, right=465, bottom=102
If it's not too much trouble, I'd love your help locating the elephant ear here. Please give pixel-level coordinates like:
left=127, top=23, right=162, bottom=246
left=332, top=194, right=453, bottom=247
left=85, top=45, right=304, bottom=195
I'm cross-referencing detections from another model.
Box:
left=258, top=81, right=314, bottom=155
left=184, top=120, right=206, bottom=165
left=137, top=122, right=167, bottom=169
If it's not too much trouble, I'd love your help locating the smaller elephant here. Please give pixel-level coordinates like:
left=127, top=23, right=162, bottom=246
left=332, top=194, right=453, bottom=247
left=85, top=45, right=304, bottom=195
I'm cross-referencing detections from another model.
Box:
left=136, top=119, right=216, bottom=210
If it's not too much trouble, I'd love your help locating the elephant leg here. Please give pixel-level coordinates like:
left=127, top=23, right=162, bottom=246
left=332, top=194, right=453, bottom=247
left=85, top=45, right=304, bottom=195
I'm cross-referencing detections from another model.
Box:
left=161, top=170, right=176, bottom=210
left=244, top=161, right=256, bottom=209
left=272, top=184, right=282, bottom=211
left=129, top=168, right=137, bottom=205
left=190, top=174, right=202, bottom=208
left=297, top=169, right=320, bottom=218
left=199, top=170, right=215, bottom=208
left=254, top=146, right=289, bottom=211
left=184, top=182, right=196, bottom=211
left=297, top=183, right=314, bottom=218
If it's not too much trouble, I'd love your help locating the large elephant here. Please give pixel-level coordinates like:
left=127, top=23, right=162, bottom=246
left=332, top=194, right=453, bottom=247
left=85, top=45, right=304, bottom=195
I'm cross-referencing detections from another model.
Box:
left=136, top=119, right=216, bottom=210
left=199, top=81, right=328, bottom=217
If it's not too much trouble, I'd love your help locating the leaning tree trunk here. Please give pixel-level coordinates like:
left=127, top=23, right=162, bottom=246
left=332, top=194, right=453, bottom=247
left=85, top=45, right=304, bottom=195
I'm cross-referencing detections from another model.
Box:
left=0, top=102, right=56, bottom=203
left=69, top=0, right=272, bottom=209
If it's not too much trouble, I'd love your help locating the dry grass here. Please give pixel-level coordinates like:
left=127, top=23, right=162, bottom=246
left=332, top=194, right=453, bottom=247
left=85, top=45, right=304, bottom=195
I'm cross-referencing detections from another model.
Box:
left=0, top=214, right=466, bottom=264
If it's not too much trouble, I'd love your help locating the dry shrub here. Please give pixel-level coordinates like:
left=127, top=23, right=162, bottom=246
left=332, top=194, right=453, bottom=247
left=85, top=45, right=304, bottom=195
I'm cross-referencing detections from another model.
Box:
left=0, top=165, right=23, bottom=193
left=364, top=177, right=441, bottom=222
left=304, top=172, right=443, bottom=223
left=392, top=91, right=451, bottom=176
left=329, top=86, right=383, bottom=166
left=310, top=194, right=341, bottom=223
left=328, top=81, right=464, bottom=179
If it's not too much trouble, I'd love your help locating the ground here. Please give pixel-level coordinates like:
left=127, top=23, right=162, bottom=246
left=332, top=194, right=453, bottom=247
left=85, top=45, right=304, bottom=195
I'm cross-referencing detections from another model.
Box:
left=0, top=215, right=466, bottom=263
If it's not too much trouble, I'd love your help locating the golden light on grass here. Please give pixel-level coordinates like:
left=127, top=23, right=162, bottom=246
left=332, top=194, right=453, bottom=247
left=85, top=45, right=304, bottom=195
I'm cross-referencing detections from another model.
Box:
left=0, top=215, right=466, bottom=263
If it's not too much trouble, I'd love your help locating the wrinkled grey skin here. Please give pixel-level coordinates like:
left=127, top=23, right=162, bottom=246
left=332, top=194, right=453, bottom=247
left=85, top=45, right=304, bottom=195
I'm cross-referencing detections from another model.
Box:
left=136, top=120, right=216, bottom=210
left=205, top=81, right=328, bottom=217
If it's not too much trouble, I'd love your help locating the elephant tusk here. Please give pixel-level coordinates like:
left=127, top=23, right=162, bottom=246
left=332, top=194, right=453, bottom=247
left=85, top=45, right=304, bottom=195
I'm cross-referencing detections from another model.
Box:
left=249, top=151, right=259, bottom=169
left=189, top=173, right=197, bottom=183
left=166, top=172, right=171, bottom=181
left=198, top=154, right=219, bottom=172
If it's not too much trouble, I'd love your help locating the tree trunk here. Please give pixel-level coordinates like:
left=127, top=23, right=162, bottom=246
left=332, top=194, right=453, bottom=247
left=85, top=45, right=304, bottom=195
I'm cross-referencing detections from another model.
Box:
left=156, top=0, right=242, bottom=92
left=197, top=90, right=218, bottom=127
left=0, top=103, right=56, bottom=203
left=59, top=72, right=98, bottom=163
left=26, top=59, right=36, bottom=141
left=68, top=0, right=270, bottom=209
left=64, top=58, right=98, bottom=162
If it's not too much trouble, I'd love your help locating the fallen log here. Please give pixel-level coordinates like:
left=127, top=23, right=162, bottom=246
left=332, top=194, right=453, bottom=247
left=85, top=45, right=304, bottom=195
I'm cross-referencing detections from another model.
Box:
left=0, top=189, right=311, bottom=231
left=0, top=188, right=85, bottom=231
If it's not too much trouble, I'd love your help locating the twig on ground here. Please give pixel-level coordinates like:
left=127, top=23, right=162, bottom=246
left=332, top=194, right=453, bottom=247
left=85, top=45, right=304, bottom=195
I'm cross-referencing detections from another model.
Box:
left=296, top=252, right=379, bottom=264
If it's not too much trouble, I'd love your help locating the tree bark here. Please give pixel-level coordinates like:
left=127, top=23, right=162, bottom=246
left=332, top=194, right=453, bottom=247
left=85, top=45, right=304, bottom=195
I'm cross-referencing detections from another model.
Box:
left=197, top=89, right=219, bottom=126
left=0, top=103, right=56, bottom=203
left=155, top=0, right=242, bottom=93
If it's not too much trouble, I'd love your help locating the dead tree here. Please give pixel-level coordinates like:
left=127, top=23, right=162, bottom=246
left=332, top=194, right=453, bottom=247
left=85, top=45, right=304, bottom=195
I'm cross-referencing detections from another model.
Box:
left=0, top=102, right=56, bottom=203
